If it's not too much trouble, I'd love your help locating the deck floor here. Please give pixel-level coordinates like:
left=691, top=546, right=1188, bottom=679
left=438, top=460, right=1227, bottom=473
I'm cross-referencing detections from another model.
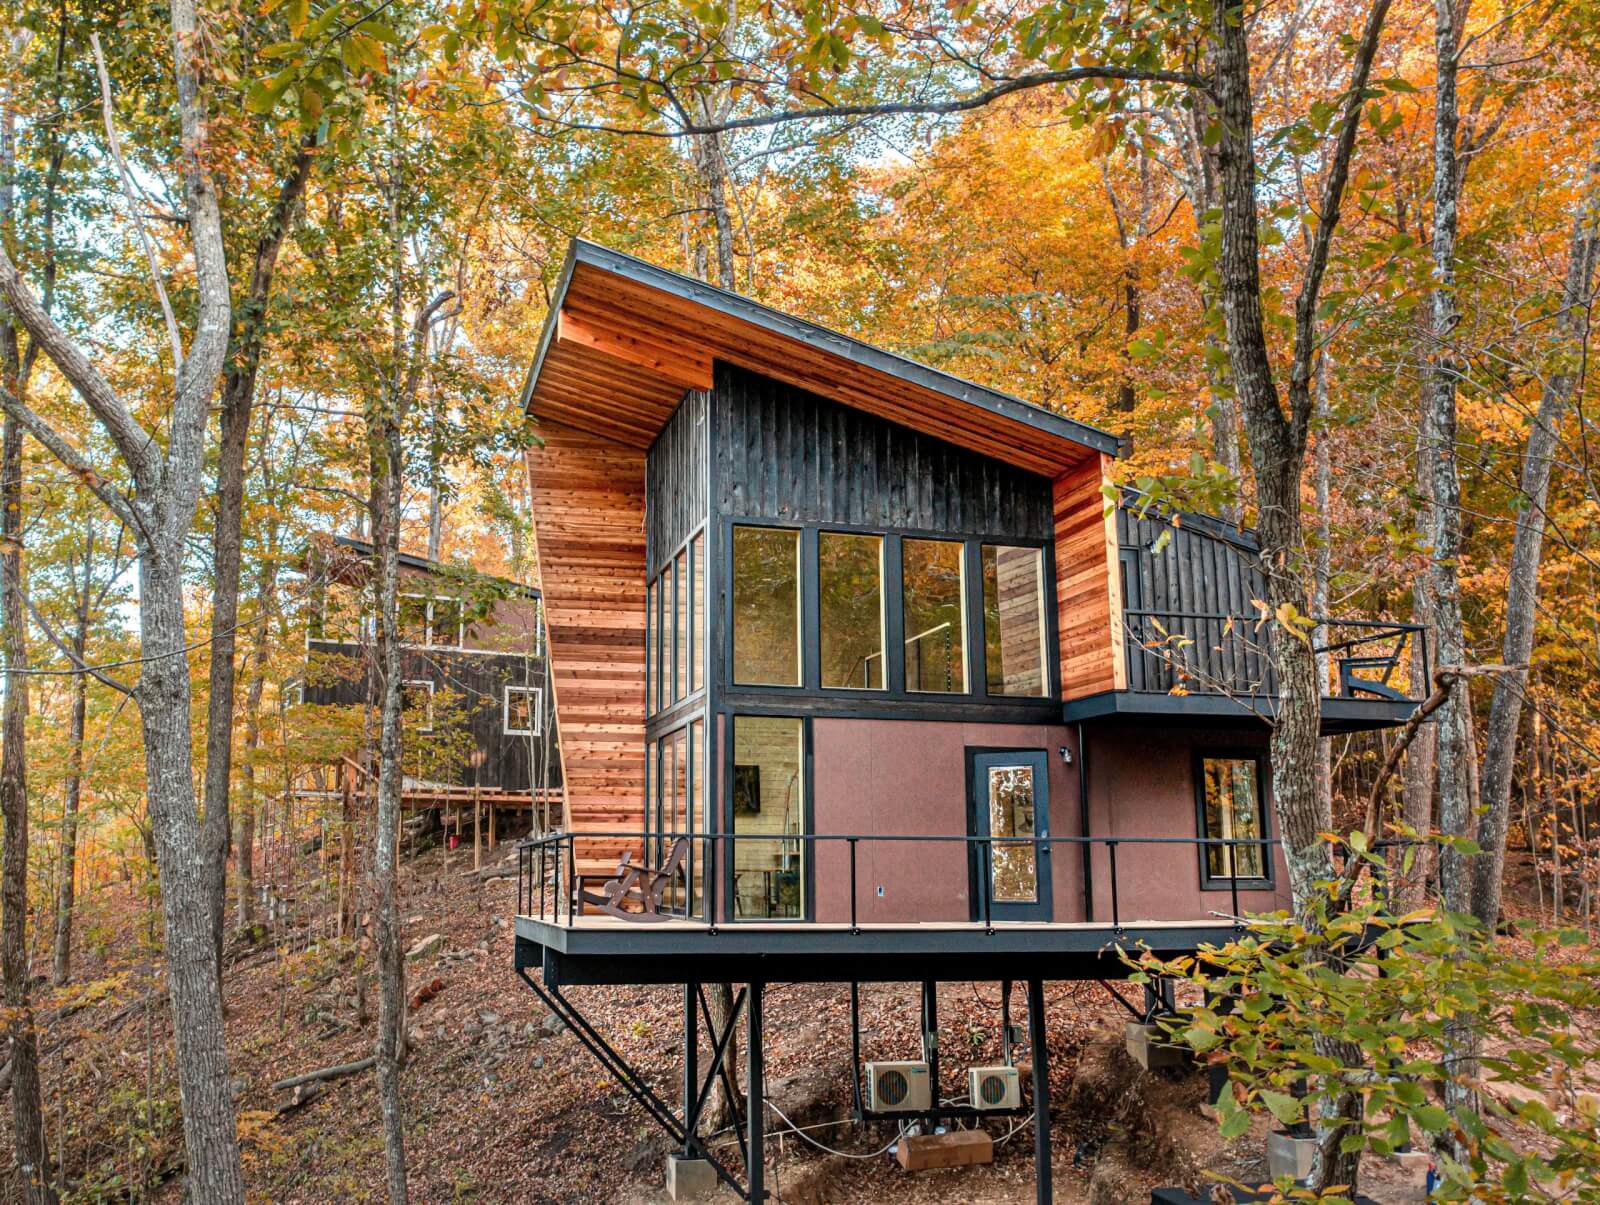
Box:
left=514, top=912, right=1248, bottom=984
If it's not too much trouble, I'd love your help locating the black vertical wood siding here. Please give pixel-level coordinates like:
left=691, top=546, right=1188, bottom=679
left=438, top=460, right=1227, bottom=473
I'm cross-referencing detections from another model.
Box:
left=304, top=645, right=561, bottom=792
left=647, top=388, right=709, bottom=575
left=1117, top=502, right=1276, bottom=697
left=712, top=364, right=1052, bottom=540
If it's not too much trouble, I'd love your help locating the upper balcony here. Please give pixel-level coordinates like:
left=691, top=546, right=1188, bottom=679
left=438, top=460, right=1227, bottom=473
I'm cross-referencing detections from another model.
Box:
left=1056, top=486, right=1428, bottom=733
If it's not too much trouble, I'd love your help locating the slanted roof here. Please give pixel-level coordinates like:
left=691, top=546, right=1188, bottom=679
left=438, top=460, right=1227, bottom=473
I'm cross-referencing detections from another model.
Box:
left=520, top=240, right=1128, bottom=477
left=321, top=535, right=540, bottom=598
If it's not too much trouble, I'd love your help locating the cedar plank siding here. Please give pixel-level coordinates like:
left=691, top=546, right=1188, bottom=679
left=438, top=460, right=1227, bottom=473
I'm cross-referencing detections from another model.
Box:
left=526, top=422, right=648, bottom=871
left=1053, top=455, right=1125, bottom=700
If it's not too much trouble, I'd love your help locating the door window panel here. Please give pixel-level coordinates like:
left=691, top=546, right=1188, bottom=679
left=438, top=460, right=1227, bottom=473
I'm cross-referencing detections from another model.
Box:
left=902, top=538, right=966, bottom=693
left=982, top=545, right=1047, bottom=696
left=819, top=532, right=885, bottom=689
left=987, top=765, right=1039, bottom=902
left=731, top=716, right=804, bottom=919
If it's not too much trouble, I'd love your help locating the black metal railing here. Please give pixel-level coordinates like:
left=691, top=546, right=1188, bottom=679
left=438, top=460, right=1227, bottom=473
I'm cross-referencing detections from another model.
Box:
left=517, top=829, right=1294, bottom=934
left=1122, top=610, right=1428, bottom=703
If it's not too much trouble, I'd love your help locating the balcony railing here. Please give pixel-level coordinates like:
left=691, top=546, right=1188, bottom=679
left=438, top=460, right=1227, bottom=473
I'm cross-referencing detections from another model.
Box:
left=1122, top=611, right=1429, bottom=703
left=517, top=829, right=1291, bottom=935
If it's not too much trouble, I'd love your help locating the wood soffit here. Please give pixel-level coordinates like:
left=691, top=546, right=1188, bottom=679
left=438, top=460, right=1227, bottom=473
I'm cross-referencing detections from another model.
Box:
left=521, top=241, right=1128, bottom=475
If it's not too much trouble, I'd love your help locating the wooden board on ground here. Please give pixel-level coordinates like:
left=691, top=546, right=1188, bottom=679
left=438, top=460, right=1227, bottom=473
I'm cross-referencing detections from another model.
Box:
left=895, top=1130, right=993, bottom=1172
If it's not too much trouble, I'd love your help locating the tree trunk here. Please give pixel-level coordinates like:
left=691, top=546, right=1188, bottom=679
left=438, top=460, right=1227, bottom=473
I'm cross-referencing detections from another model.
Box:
left=0, top=89, right=54, bottom=1196
left=0, top=414, right=53, bottom=1201
left=201, top=142, right=315, bottom=984
left=369, top=428, right=409, bottom=1205
left=1208, top=0, right=1392, bottom=1188
left=141, top=543, right=246, bottom=1201
left=234, top=591, right=271, bottom=938
left=51, top=615, right=87, bottom=985
left=1472, top=139, right=1600, bottom=928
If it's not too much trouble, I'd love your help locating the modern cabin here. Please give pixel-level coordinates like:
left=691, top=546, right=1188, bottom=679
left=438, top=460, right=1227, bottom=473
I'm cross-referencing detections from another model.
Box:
left=509, top=241, right=1427, bottom=1201
left=299, top=536, right=561, bottom=832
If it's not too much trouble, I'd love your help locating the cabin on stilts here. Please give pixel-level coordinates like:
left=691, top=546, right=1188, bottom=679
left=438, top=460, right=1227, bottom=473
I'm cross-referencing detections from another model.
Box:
left=293, top=535, right=563, bottom=873
left=510, top=240, right=1428, bottom=1202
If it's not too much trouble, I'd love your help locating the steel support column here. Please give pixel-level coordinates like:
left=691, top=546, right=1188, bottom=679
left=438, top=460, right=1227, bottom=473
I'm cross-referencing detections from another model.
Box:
left=682, top=980, right=698, bottom=1156
left=848, top=981, right=863, bottom=1122
left=921, top=979, right=939, bottom=1104
left=747, top=981, right=765, bottom=1202
left=1027, top=978, right=1051, bottom=1205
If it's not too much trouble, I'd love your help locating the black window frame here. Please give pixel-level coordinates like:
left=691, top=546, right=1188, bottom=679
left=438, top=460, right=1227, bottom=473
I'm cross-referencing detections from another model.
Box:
left=1193, top=746, right=1274, bottom=891
left=719, top=516, right=1059, bottom=709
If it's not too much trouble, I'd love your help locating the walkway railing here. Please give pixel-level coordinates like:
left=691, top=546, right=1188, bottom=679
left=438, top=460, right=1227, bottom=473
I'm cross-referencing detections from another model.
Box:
left=517, top=829, right=1291, bottom=934
left=1122, top=610, right=1428, bottom=703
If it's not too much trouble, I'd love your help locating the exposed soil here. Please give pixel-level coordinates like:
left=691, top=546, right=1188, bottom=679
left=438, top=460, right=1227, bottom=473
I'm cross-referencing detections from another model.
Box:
left=5, top=837, right=1519, bottom=1202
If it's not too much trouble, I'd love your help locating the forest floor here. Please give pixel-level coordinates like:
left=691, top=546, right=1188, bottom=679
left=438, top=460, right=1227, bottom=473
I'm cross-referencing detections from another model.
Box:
left=8, top=838, right=1577, bottom=1203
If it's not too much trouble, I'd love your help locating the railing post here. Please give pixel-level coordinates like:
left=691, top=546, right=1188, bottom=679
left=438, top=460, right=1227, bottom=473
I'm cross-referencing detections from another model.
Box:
left=566, top=836, right=576, bottom=927
left=982, top=841, right=994, bottom=933
left=1108, top=840, right=1121, bottom=929
left=708, top=833, right=719, bottom=933
left=1229, top=844, right=1240, bottom=922
left=848, top=838, right=859, bottom=935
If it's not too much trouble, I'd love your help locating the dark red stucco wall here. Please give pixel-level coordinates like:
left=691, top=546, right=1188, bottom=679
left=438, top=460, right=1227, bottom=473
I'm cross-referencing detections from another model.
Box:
left=807, top=718, right=1292, bottom=925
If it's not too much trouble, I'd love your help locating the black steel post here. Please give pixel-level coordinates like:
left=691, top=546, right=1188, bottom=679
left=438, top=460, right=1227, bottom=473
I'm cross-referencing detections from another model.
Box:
left=683, top=980, right=698, bottom=1156
left=1108, top=840, right=1121, bottom=928
left=1027, top=978, right=1052, bottom=1205
left=1001, top=979, right=1013, bottom=1064
left=921, top=980, right=939, bottom=1107
left=848, top=838, right=859, bottom=934
left=747, top=981, right=765, bottom=1203
left=565, top=836, right=576, bottom=925
left=849, top=981, right=864, bottom=1122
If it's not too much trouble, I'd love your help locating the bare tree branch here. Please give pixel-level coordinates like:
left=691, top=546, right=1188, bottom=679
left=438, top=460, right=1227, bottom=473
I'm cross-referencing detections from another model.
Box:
left=0, top=247, right=157, bottom=478
left=90, top=33, right=184, bottom=374
left=0, top=381, right=140, bottom=534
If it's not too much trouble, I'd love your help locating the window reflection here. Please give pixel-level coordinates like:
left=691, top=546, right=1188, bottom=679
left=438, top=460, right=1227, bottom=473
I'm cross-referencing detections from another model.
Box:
left=732, top=527, right=800, bottom=686
left=819, top=533, right=884, bottom=689
left=982, top=545, right=1047, bottom=696
left=902, top=538, right=966, bottom=693
left=987, top=765, right=1038, bottom=902
left=1200, top=756, right=1266, bottom=879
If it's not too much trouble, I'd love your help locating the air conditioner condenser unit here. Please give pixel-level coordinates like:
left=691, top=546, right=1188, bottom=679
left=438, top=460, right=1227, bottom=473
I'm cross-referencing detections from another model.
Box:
left=865, top=1061, right=931, bottom=1113
left=968, top=1065, right=1021, bottom=1110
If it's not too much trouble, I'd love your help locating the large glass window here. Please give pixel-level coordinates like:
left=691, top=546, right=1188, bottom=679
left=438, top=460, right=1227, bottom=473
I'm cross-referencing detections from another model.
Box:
left=732, top=526, right=800, bottom=686
left=982, top=545, right=1047, bottom=696
left=691, top=532, right=705, bottom=694
left=819, top=533, right=885, bottom=689
left=902, top=538, right=967, bottom=693
left=646, top=579, right=658, bottom=716
left=732, top=716, right=804, bottom=919
left=1199, top=754, right=1268, bottom=881
left=675, top=549, right=689, bottom=702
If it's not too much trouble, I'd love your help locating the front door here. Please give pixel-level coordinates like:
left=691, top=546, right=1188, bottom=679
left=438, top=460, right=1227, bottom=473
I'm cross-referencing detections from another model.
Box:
left=971, top=751, right=1052, bottom=922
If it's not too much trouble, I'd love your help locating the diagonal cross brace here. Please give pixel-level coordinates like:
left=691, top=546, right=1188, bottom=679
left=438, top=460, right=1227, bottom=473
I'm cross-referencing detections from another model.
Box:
left=516, top=967, right=747, bottom=1196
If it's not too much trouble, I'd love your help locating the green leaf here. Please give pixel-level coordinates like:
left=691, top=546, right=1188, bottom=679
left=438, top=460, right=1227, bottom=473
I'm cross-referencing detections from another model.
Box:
left=285, top=0, right=309, bottom=38
left=1412, top=1104, right=1450, bottom=1133
left=245, top=68, right=297, bottom=114
left=1260, top=1089, right=1303, bottom=1126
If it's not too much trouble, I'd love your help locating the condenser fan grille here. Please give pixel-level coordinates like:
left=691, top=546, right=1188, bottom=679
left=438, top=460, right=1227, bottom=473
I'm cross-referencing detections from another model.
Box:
left=978, top=1074, right=1008, bottom=1105
left=877, top=1069, right=909, bottom=1106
